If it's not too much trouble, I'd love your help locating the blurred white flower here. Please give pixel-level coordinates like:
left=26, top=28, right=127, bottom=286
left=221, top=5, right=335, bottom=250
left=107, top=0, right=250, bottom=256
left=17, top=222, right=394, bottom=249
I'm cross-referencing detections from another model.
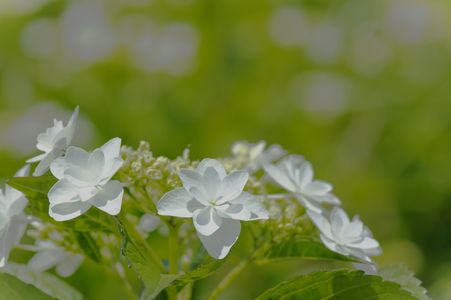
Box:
left=48, top=138, right=124, bottom=221
left=231, top=141, right=286, bottom=173
left=158, top=158, right=268, bottom=259
left=136, top=214, right=161, bottom=236
left=264, top=155, right=340, bottom=213
left=27, top=106, right=79, bottom=176
left=305, top=21, right=343, bottom=65
left=28, top=241, right=83, bottom=277
left=0, top=165, right=30, bottom=268
left=21, top=18, right=59, bottom=59
left=269, top=6, right=309, bottom=47
left=308, top=207, right=381, bottom=263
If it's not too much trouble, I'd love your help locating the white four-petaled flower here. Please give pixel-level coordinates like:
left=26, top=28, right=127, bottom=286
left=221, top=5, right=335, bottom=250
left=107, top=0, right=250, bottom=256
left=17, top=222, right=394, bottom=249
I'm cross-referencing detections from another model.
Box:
left=264, top=155, right=340, bottom=213
left=48, top=138, right=124, bottom=221
left=0, top=165, right=30, bottom=267
left=27, top=107, right=79, bottom=176
left=157, top=158, right=268, bottom=259
left=28, top=241, right=84, bottom=277
left=308, top=207, right=381, bottom=263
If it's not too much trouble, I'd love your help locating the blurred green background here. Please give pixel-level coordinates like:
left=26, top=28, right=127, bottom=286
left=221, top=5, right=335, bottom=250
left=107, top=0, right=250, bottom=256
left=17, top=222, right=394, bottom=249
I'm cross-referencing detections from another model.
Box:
left=1, top=0, right=451, bottom=298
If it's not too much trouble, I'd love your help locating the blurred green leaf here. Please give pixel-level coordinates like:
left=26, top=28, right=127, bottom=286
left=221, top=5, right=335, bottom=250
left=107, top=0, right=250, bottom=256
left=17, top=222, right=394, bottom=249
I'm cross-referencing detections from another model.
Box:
left=0, top=273, right=55, bottom=300
left=256, top=269, right=419, bottom=300
left=171, top=260, right=225, bottom=290
left=4, top=263, right=84, bottom=300
left=74, top=232, right=102, bottom=263
left=255, top=237, right=359, bottom=265
left=379, top=265, right=430, bottom=300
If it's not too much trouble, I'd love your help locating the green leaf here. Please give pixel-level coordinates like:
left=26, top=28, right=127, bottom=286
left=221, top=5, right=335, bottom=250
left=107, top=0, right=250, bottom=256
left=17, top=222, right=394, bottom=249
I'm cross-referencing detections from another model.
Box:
left=171, top=260, right=225, bottom=289
left=256, top=237, right=358, bottom=264
left=142, top=274, right=179, bottom=300
left=379, top=265, right=430, bottom=300
left=8, top=176, right=57, bottom=199
left=74, top=232, right=102, bottom=263
left=256, top=269, right=419, bottom=300
left=4, top=263, right=84, bottom=300
left=0, top=273, right=55, bottom=300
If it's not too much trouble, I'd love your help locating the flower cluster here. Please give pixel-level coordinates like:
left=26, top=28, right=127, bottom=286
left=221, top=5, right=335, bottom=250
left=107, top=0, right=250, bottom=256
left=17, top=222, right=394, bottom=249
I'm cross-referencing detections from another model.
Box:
left=0, top=105, right=382, bottom=280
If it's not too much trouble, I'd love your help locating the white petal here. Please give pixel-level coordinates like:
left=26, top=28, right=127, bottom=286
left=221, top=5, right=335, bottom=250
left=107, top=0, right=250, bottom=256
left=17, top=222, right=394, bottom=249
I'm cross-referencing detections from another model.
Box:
left=222, top=192, right=268, bottom=220
left=264, top=164, right=296, bottom=192
left=65, top=106, right=79, bottom=144
left=100, top=137, right=122, bottom=161
left=179, top=170, right=203, bottom=192
left=203, top=167, right=221, bottom=200
left=197, top=219, right=241, bottom=259
left=157, top=188, right=197, bottom=218
left=296, top=161, right=313, bottom=187
left=217, top=171, right=248, bottom=204
left=56, top=254, right=84, bottom=277
left=98, top=158, right=123, bottom=185
left=14, top=165, right=30, bottom=177
left=189, top=187, right=210, bottom=206
left=197, top=159, right=226, bottom=179
left=0, top=219, right=27, bottom=267
left=137, top=214, right=161, bottom=234
left=296, top=195, right=323, bottom=214
left=320, top=234, right=344, bottom=255
left=48, top=180, right=90, bottom=221
left=349, top=237, right=380, bottom=250
left=303, top=181, right=333, bottom=195
left=33, top=148, right=64, bottom=176
left=28, top=249, right=62, bottom=272
left=193, top=207, right=223, bottom=236
left=330, top=207, right=350, bottom=237
left=89, top=180, right=123, bottom=216
left=26, top=153, right=47, bottom=163
left=307, top=210, right=334, bottom=239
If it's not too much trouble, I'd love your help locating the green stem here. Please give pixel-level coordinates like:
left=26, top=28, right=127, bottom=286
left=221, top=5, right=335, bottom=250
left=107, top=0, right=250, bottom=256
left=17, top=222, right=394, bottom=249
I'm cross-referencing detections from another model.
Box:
left=207, top=259, right=250, bottom=300
left=166, top=225, right=179, bottom=300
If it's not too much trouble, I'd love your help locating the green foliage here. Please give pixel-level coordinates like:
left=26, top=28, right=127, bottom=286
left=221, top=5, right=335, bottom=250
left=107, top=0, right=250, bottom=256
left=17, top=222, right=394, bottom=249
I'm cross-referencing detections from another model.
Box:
left=256, top=237, right=358, bottom=265
left=0, top=273, right=55, bottom=300
left=8, top=176, right=56, bottom=199
left=256, top=269, right=419, bottom=300
left=171, top=260, right=225, bottom=290
left=379, top=265, right=430, bottom=300
left=4, top=263, right=84, bottom=300
left=74, top=232, right=102, bottom=263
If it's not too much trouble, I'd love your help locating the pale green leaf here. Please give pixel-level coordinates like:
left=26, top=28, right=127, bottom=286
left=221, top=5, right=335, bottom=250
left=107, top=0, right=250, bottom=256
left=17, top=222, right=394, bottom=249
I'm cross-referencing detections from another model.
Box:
left=256, top=269, right=420, bottom=300
left=171, top=260, right=225, bottom=289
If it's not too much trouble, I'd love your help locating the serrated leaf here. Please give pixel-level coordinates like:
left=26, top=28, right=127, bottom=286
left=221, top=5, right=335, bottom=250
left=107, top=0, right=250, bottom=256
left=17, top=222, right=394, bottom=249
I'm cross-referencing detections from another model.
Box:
left=8, top=176, right=57, bottom=199
left=3, top=263, right=84, bottom=300
left=256, top=237, right=359, bottom=265
left=74, top=232, right=102, bottom=263
left=379, top=265, right=430, bottom=300
left=0, top=273, right=55, bottom=300
left=256, top=269, right=419, bottom=300
left=171, top=260, right=225, bottom=290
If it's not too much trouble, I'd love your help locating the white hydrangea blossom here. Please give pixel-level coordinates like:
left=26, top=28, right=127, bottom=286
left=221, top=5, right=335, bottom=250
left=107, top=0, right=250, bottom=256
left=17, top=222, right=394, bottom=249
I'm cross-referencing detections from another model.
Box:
left=136, top=213, right=161, bottom=236
left=48, top=138, right=124, bottom=221
left=158, top=158, right=268, bottom=259
left=264, top=155, right=340, bottom=213
left=232, top=140, right=286, bottom=173
left=27, top=106, right=79, bottom=176
left=28, top=241, right=84, bottom=277
left=308, top=207, right=381, bottom=263
left=0, top=165, right=30, bottom=268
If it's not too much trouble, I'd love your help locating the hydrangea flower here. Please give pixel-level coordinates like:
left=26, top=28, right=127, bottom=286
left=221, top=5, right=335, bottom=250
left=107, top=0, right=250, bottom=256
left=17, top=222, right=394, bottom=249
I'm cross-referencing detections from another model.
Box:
left=232, top=140, right=286, bottom=172
left=136, top=214, right=161, bottom=236
left=27, top=107, right=79, bottom=176
left=264, top=155, right=340, bottom=213
left=308, top=207, right=381, bottom=263
left=157, top=158, right=268, bottom=259
left=28, top=241, right=84, bottom=277
left=0, top=165, right=30, bottom=267
left=48, top=138, right=124, bottom=221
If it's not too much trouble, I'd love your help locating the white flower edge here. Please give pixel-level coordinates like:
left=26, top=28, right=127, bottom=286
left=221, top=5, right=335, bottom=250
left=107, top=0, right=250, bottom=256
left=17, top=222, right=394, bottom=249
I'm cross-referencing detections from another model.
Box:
left=157, top=158, right=268, bottom=259
left=264, top=155, right=340, bottom=213
left=308, top=207, right=381, bottom=263
left=0, top=165, right=31, bottom=268
left=27, top=106, right=79, bottom=176
left=48, top=138, right=124, bottom=221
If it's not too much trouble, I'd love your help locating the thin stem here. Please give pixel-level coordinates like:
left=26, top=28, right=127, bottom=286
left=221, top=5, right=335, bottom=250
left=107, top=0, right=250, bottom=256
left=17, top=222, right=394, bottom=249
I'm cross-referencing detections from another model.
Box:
left=207, top=259, right=250, bottom=300
left=166, top=224, right=179, bottom=300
